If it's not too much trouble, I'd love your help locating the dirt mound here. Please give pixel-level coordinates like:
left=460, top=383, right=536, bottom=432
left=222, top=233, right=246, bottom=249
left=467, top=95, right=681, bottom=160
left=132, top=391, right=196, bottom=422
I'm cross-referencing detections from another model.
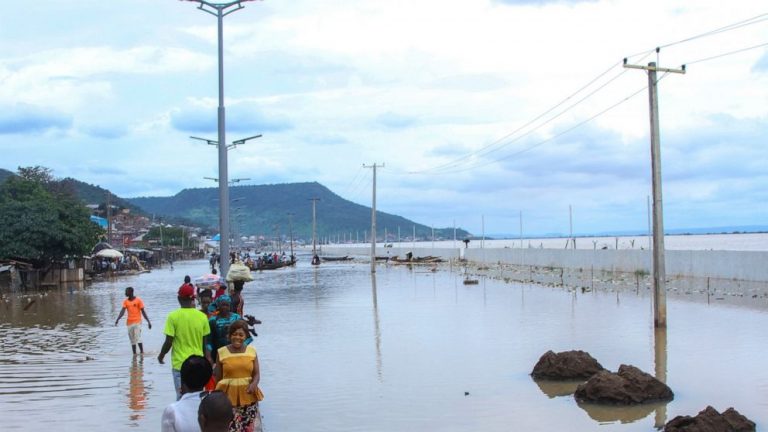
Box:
left=664, top=406, right=755, bottom=432
left=574, top=364, right=673, bottom=404
left=531, top=350, right=604, bottom=380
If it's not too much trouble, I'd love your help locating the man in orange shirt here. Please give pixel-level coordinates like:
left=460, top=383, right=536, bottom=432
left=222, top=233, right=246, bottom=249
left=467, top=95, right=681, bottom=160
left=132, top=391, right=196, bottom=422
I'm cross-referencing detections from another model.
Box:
left=115, top=286, right=152, bottom=355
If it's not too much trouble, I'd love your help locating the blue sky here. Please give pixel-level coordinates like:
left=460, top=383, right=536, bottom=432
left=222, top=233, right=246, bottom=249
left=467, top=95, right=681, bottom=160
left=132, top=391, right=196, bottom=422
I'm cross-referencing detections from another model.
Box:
left=1, top=0, right=766, bottom=236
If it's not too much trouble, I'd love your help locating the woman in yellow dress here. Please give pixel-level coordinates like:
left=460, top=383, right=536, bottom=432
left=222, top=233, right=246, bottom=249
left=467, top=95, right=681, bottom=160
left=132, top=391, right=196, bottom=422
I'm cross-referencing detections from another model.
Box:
left=214, top=320, right=264, bottom=432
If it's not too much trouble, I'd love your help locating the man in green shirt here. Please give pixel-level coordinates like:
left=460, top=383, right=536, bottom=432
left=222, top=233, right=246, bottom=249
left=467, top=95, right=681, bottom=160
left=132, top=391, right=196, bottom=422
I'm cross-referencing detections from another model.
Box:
left=158, top=284, right=212, bottom=400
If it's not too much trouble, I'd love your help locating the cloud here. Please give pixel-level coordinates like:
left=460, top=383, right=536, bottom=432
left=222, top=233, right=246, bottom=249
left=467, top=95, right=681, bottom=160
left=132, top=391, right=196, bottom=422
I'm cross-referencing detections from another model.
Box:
left=493, top=0, right=598, bottom=5
left=375, top=112, right=419, bottom=129
left=170, top=102, right=293, bottom=134
left=751, top=50, right=768, bottom=72
left=80, top=124, right=129, bottom=139
left=0, top=104, right=72, bottom=134
left=422, top=74, right=509, bottom=92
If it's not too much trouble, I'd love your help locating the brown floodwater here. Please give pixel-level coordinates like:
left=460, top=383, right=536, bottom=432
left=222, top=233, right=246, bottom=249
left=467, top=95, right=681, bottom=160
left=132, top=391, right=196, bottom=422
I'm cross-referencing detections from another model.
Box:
left=1, top=257, right=766, bottom=431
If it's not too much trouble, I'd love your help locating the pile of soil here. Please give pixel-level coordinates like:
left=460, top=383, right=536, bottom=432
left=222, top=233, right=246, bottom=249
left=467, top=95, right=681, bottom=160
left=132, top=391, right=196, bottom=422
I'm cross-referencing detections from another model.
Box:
left=531, top=350, right=604, bottom=380
left=664, top=406, right=755, bottom=432
left=574, top=364, right=673, bottom=404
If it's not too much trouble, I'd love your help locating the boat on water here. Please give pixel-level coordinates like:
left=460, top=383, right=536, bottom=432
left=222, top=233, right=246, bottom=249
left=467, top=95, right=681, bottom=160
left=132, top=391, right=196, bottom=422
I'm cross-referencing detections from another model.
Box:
left=250, top=259, right=297, bottom=271
left=390, top=253, right=444, bottom=264
left=320, top=256, right=353, bottom=262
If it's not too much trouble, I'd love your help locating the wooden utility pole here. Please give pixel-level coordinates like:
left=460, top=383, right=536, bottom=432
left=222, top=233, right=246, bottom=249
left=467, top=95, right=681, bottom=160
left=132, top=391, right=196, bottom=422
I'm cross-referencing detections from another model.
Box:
left=624, top=57, right=685, bottom=328
left=363, top=163, right=384, bottom=273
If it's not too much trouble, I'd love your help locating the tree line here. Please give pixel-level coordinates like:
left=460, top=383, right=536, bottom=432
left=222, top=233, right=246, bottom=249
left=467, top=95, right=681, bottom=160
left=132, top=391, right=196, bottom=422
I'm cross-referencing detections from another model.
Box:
left=0, top=166, right=103, bottom=266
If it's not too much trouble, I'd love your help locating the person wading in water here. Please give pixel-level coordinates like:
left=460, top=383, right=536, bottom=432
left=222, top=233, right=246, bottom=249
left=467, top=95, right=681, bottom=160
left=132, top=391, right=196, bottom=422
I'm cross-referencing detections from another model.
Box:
left=115, top=286, right=152, bottom=355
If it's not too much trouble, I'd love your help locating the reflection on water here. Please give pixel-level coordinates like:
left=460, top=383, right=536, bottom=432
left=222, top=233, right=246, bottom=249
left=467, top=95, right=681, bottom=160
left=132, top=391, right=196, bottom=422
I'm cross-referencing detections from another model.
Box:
left=128, top=357, right=147, bottom=422
left=578, top=401, right=663, bottom=424
left=371, top=274, right=382, bottom=381
left=533, top=379, right=582, bottom=398
left=654, top=327, right=668, bottom=428
left=1, top=258, right=767, bottom=431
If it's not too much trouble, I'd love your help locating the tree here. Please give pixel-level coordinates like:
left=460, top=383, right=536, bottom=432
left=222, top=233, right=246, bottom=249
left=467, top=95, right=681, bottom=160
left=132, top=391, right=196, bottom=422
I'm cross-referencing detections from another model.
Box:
left=17, top=165, right=54, bottom=184
left=0, top=171, right=103, bottom=264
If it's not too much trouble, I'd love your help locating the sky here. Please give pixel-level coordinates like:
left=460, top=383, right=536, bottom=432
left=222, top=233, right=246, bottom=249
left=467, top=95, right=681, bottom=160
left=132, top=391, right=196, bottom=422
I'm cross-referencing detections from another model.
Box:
left=1, top=0, right=767, bottom=236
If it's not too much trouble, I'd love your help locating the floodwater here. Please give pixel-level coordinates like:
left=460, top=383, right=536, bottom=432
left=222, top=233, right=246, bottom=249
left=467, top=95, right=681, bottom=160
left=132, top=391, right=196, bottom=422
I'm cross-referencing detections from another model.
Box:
left=1, top=257, right=767, bottom=431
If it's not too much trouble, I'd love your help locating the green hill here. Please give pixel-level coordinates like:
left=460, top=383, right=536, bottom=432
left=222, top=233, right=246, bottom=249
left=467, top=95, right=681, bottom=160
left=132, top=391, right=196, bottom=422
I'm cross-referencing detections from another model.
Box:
left=0, top=168, right=471, bottom=241
left=128, top=182, right=470, bottom=242
left=0, top=168, right=15, bottom=183
left=59, top=178, right=144, bottom=212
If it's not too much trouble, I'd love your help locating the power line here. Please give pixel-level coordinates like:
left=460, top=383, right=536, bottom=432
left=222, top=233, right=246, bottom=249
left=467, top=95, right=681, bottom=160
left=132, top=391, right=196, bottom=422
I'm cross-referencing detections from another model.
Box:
left=410, top=60, right=627, bottom=174
left=406, top=12, right=768, bottom=176
left=624, top=12, right=768, bottom=59
left=659, top=13, right=768, bottom=50
left=415, top=60, right=645, bottom=175
left=414, top=60, right=626, bottom=174
left=429, top=81, right=655, bottom=175
left=683, top=41, right=768, bottom=66
left=342, top=165, right=365, bottom=196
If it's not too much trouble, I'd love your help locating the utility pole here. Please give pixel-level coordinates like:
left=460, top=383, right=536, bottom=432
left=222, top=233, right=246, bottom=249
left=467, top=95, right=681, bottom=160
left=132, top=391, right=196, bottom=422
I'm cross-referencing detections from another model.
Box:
left=569, top=204, right=573, bottom=249
left=183, top=0, right=260, bottom=278
left=287, top=212, right=294, bottom=260
left=309, top=198, right=320, bottom=258
left=624, top=56, right=685, bottom=328
left=453, top=219, right=456, bottom=249
left=363, top=163, right=384, bottom=273
left=647, top=195, right=652, bottom=250
left=481, top=215, right=485, bottom=249
left=106, top=192, right=112, bottom=245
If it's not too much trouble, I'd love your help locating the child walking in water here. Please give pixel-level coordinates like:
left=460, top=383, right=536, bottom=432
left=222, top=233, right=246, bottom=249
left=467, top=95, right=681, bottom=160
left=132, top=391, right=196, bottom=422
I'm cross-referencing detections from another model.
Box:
left=115, top=286, right=152, bottom=355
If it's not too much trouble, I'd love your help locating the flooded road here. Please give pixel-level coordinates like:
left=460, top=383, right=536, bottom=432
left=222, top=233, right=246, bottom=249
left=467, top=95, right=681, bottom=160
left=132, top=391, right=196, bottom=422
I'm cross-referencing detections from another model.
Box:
left=1, top=258, right=766, bottom=431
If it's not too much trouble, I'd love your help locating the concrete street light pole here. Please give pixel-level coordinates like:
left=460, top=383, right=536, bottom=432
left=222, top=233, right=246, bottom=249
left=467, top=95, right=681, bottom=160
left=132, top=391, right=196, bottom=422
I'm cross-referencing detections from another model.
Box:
left=182, top=0, right=257, bottom=278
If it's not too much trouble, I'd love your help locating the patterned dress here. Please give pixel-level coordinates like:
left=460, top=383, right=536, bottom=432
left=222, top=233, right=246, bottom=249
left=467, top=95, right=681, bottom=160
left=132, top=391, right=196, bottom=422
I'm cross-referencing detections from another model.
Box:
left=216, top=345, right=264, bottom=432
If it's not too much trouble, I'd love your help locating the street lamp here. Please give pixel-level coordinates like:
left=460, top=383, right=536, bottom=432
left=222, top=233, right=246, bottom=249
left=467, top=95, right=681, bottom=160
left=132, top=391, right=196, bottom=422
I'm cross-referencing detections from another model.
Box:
left=182, top=0, right=259, bottom=277
left=203, top=176, right=252, bottom=185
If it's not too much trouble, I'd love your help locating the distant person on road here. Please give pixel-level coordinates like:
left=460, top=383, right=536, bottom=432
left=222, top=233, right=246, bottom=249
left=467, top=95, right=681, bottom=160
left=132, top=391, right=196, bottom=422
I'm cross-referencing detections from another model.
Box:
left=114, top=286, right=152, bottom=355
left=158, top=284, right=212, bottom=400
left=230, top=281, right=245, bottom=317
left=180, top=275, right=195, bottom=297
left=161, top=355, right=213, bottom=432
left=198, top=391, right=233, bottom=432
left=199, top=290, right=216, bottom=318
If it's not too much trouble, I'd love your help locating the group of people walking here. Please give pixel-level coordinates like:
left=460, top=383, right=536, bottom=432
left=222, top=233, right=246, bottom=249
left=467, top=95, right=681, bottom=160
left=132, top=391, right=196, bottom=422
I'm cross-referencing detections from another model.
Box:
left=114, top=272, right=263, bottom=432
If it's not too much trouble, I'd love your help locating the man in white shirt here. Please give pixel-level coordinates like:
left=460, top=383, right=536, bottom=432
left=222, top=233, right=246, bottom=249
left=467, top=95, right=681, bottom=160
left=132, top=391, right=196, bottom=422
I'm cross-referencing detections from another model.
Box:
left=161, top=355, right=212, bottom=432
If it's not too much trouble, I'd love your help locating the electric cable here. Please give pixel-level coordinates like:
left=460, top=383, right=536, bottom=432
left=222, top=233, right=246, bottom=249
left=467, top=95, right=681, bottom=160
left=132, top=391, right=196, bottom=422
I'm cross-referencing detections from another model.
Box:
left=683, top=41, right=768, bottom=66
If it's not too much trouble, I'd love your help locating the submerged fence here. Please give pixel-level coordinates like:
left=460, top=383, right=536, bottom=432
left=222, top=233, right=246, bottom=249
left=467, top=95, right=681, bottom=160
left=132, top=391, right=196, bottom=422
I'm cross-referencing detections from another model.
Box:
left=320, top=246, right=768, bottom=282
